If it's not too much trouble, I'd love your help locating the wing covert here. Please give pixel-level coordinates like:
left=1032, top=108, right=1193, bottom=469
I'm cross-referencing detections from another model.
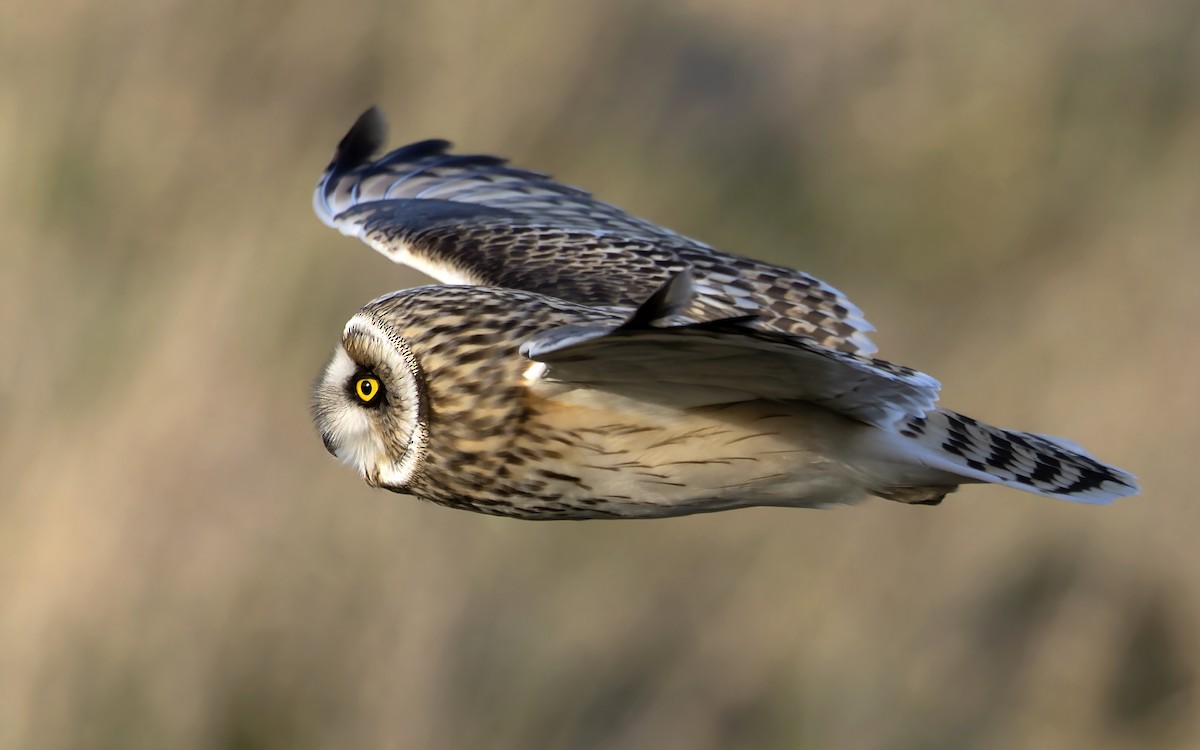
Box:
left=520, top=274, right=939, bottom=427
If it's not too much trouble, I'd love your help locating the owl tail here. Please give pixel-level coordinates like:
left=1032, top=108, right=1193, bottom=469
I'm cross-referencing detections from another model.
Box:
left=863, top=407, right=1139, bottom=504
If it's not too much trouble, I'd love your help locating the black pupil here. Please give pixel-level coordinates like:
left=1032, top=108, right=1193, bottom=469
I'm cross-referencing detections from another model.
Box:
left=361, top=380, right=374, bottom=396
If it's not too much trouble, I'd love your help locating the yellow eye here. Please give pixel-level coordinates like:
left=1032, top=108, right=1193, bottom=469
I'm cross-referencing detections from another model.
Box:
left=355, top=376, right=382, bottom=404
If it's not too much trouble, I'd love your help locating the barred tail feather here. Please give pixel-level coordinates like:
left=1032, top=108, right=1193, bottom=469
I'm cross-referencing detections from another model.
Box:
left=875, top=408, right=1139, bottom=504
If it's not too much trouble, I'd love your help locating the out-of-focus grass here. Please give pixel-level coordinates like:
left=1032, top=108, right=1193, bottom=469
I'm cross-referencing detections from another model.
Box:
left=1, top=1, right=1197, bottom=748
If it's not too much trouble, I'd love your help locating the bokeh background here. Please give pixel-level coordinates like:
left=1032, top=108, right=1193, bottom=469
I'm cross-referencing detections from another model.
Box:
left=3, top=0, right=1198, bottom=747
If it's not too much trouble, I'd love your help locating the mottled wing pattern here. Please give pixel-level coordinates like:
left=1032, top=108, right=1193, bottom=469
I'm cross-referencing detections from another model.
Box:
left=332, top=200, right=693, bottom=311
left=314, top=108, right=879, bottom=355
left=520, top=274, right=938, bottom=428
left=672, top=245, right=877, bottom=354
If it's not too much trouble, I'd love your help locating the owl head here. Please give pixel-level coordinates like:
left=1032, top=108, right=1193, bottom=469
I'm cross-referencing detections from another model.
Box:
left=311, top=310, right=429, bottom=491
left=313, top=285, right=626, bottom=503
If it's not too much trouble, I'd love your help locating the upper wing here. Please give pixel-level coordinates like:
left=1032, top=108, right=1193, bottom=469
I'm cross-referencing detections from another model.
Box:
left=519, top=274, right=939, bottom=427
left=330, top=199, right=697, bottom=310
left=315, top=107, right=878, bottom=355
left=314, top=107, right=669, bottom=238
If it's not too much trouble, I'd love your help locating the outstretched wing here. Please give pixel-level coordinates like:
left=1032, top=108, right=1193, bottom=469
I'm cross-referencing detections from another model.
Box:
left=314, top=108, right=878, bottom=356
left=520, top=274, right=940, bottom=428
left=328, top=199, right=695, bottom=313
left=315, top=108, right=685, bottom=238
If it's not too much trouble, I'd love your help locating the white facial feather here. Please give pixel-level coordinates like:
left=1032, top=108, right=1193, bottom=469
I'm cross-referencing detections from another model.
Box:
left=318, top=348, right=385, bottom=475
left=344, top=315, right=429, bottom=489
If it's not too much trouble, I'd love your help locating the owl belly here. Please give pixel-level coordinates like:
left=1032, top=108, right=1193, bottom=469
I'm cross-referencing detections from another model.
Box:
left=512, top=391, right=873, bottom=519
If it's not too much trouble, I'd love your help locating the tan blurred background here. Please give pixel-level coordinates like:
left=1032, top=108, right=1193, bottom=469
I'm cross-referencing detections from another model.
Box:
left=2, top=0, right=1197, bottom=748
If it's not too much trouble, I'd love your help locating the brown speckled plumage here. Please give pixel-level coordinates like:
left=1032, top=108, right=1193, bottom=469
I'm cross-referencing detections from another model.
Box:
left=317, top=284, right=893, bottom=517
left=309, top=109, right=1139, bottom=518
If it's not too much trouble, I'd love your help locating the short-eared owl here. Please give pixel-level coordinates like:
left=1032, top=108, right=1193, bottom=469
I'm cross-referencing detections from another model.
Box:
left=311, top=108, right=1138, bottom=519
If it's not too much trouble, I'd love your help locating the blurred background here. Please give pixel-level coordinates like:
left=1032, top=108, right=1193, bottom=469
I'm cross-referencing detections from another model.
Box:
left=2, top=0, right=1197, bottom=747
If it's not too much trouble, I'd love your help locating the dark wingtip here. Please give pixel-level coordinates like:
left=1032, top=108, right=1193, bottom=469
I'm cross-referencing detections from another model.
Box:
left=332, top=106, right=388, bottom=174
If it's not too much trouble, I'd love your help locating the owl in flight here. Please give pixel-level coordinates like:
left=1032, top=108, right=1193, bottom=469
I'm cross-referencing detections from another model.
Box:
left=311, top=108, right=1138, bottom=519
